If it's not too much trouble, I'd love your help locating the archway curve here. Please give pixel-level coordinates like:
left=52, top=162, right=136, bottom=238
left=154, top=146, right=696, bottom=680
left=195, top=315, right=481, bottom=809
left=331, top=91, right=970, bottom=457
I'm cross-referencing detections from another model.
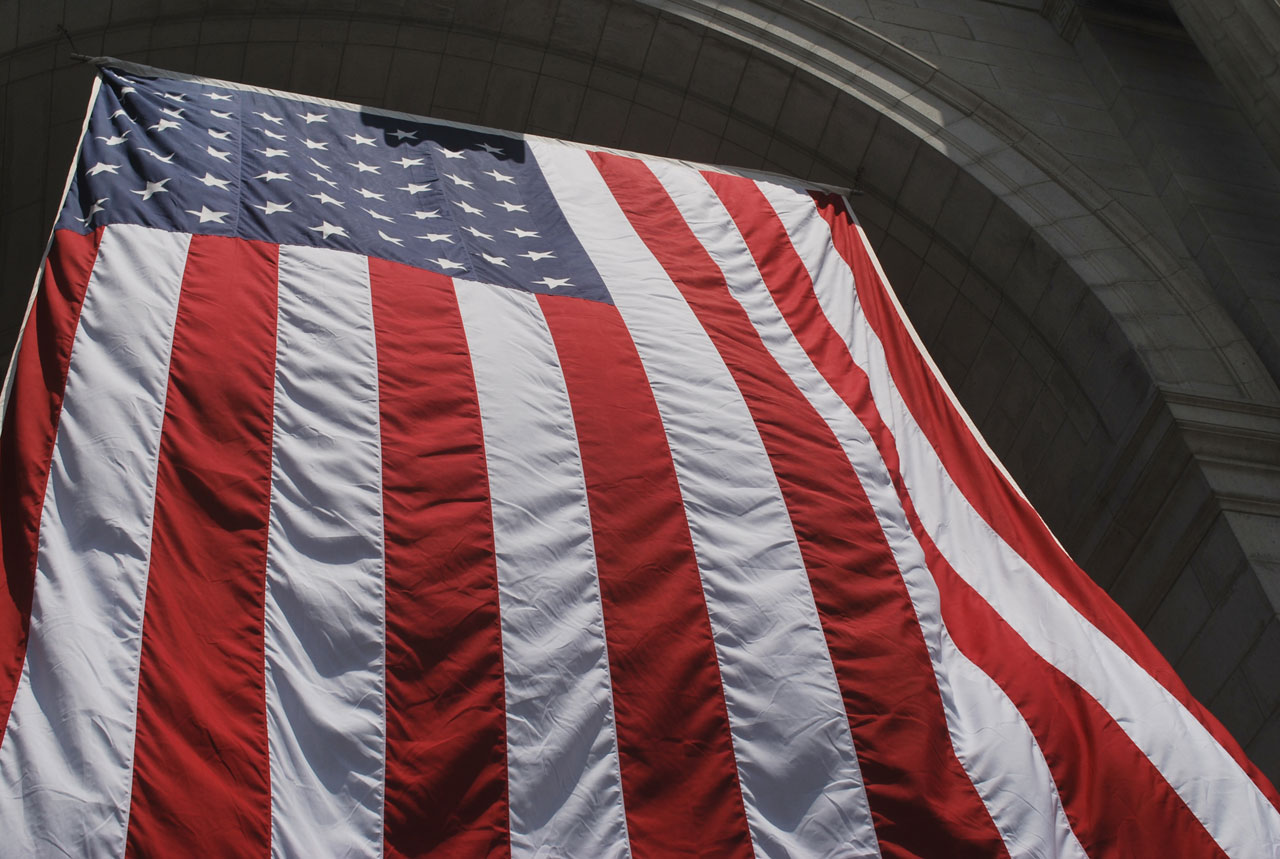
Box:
left=3, top=0, right=1278, bottom=773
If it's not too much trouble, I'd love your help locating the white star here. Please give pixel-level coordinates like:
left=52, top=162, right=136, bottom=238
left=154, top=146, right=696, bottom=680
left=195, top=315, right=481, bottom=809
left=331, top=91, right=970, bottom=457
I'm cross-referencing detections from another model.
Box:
left=193, top=172, right=231, bottom=190
left=210, top=110, right=233, bottom=120
left=162, top=92, right=186, bottom=102
left=533, top=276, right=571, bottom=290
left=207, top=145, right=231, bottom=161
left=109, top=109, right=131, bottom=120
left=391, top=128, right=418, bottom=141
left=444, top=173, right=475, bottom=189
left=259, top=128, right=287, bottom=141
left=309, top=171, right=338, bottom=188
left=140, top=148, right=174, bottom=163
left=432, top=257, right=465, bottom=271
left=259, top=148, right=288, bottom=158
left=481, top=253, right=508, bottom=267
left=186, top=205, right=230, bottom=223
left=255, top=170, right=291, bottom=181
left=463, top=225, right=493, bottom=240
left=208, top=129, right=232, bottom=140
left=507, top=227, right=540, bottom=238
left=454, top=200, right=483, bottom=216
left=399, top=182, right=431, bottom=194
left=364, top=208, right=394, bottom=222
left=310, top=157, right=332, bottom=171
left=308, top=192, right=345, bottom=207
left=87, top=162, right=120, bottom=176
left=310, top=221, right=348, bottom=239
left=484, top=169, right=515, bottom=183
left=435, top=146, right=466, bottom=159
left=495, top=201, right=527, bottom=213
left=356, top=188, right=385, bottom=200
left=478, top=142, right=504, bottom=155
left=121, top=85, right=136, bottom=94
left=302, top=139, right=328, bottom=150
left=347, top=133, right=376, bottom=147
left=350, top=161, right=380, bottom=174
left=205, top=92, right=233, bottom=101
left=253, top=200, right=292, bottom=215
left=392, top=156, right=424, bottom=168
left=298, top=112, right=327, bottom=124
left=520, top=250, right=556, bottom=261
left=417, top=232, right=452, bottom=242
left=76, top=198, right=108, bottom=223
left=160, top=107, right=185, bottom=118
left=132, top=179, right=171, bottom=200
left=95, top=131, right=130, bottom=146
left=149, top=118, right=181, bottom=132
left=406, top=210, right=440, bottom=220
left=255, top=111, right=283, bottom=124
left=378, top=230, right=404, bottom=246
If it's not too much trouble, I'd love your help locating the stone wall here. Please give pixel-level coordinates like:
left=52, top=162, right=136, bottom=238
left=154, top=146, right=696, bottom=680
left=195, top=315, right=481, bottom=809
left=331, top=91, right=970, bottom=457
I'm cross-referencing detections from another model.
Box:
left=1, top=0, right=1278, bottom=779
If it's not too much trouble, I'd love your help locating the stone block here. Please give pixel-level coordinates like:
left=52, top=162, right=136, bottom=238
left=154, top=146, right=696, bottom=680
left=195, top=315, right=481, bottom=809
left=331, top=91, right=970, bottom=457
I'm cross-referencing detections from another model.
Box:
left=623, top=103, right=676, bottom=157
left=641, top=15, right=703, bottom=90
left=541, top=53, right=592, bottom=86
left=860, top=117, right=919, bottom=200
left=933, top=168, right=993, bottom=256
left=242, top=42, right=297, bottom=90
left=902, top=262, right=958, bottom=346
left=431, top=56, right=490, bottom=114
left=194, top=42, right=247, bottom=85
left=502, top=0, right=558, bottom=46
left=249, top=16, right=300, bottom=43
left=867, top=0, right=971, bottom=39
left=667, top=122, right=723, bottom=165
left=1177, top=568, right=1272, bottom=703
left=383, top=50, right=441, bottom=114
left=289, top=40, right=344, bottom=96
left=817, top=94, right=875, bottom=171
left=1245, top=619, right=1280, bottom=717
left=597, top=3, right=656, bottom=73
left=1010, top=383, right=1067, bottom=477
left=969, top=200, right=1029, bottom=286
left=477, top=63, right=535, bottom=131
left=731, top=55, right=792, bottom=130
left=548, top=0, right=609, bottom=57
left=337, top=42, right=394, bottom=102
left=775, top=73, right=836, bottom=153
left=527, top=75, right=585, bottom=138
left=573, top=89, right=630, bottom=148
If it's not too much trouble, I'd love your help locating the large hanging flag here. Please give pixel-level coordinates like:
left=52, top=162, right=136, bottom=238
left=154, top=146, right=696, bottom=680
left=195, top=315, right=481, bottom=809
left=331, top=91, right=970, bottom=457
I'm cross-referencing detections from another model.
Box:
left=0, top=59, right=1276, bottom=858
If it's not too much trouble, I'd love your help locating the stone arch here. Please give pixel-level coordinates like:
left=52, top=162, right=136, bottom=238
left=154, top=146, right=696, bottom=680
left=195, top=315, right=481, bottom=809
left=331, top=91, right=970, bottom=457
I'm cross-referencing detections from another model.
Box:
left=3, top=0, right=1278, bottom=773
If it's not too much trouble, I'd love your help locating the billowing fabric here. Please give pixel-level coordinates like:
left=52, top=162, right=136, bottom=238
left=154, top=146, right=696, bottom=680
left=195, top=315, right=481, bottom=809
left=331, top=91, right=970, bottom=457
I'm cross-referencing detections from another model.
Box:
left=1, top=60, right=1278, bottom=858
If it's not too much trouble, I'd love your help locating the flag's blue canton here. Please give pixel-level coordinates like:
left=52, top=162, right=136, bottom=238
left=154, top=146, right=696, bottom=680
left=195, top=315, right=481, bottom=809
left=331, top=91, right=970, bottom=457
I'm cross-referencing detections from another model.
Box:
left=59, top=66, right=611, bottom=303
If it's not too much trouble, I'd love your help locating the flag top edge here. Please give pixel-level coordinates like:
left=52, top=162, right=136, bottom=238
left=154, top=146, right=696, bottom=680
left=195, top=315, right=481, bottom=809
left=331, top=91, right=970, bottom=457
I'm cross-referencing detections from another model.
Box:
left=80, top=56, right=854, bottom=200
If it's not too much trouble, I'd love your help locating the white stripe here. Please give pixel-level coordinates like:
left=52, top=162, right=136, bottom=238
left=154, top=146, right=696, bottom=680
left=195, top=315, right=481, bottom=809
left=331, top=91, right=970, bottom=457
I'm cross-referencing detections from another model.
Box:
left=660, top=167, right=1083, bottom=858
left=0, top=224, right=189, bottom=858
left=532, top=139, right=879, bottom=859
left=454, top=278, right=631, bottom=859
left=265, top=245, right=385, bottom=859
left=764, top=184, right=1280, bottom=856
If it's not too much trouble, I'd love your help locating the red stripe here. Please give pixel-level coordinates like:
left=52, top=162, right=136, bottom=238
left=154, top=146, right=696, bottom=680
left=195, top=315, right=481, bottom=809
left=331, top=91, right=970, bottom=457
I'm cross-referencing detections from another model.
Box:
left=124, top=235, right=278, bottom=858
left=538, top=293, right=755, bottom=859
left=811, top=192, right=1280, bottom=809
left=0, top=228, right=100, bottom=746
left=593, top=152, right=1008, bottom=858
left=929, top=528, right=1227, bottom=858
left=369, top=258, right=509, bottom=859
left=706, top=175, right=1236, bottom=852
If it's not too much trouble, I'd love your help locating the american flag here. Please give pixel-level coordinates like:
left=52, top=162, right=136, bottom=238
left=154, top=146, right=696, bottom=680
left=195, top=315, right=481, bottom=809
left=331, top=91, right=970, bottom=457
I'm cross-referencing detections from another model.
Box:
left=0, top=60, right=1277, bottom=858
